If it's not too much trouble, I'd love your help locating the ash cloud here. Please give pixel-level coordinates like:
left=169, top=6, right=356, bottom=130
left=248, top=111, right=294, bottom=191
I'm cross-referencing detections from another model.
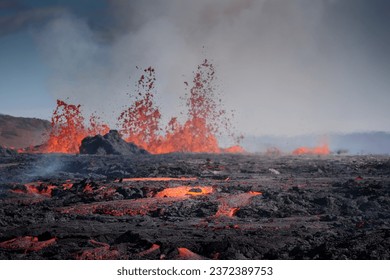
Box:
left=34, top=0, right=390, bottom=137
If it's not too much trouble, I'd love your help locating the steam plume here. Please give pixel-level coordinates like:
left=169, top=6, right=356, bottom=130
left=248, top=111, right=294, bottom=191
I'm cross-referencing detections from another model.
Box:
left=35, top=0, right=390, bottom=138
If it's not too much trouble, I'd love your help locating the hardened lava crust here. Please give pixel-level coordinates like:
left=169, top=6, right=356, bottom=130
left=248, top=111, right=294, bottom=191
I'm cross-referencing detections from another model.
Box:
left=0, top=153, right=389, bottom=260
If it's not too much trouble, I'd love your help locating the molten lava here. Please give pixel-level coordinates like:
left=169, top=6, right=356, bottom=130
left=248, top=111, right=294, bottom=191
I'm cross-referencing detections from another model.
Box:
left=11, top=182, right=56, bottom=197
left=58, top=184, right=213, bottom=217
left=0, top=236, right=56, bottom=253
left=138, top=244, right=161, bottom=257
left=118, top=67, right=162, bottom=151
left=76, top=239, right=120, bottom=260
left=45, top=100, right=86, bottom=153
left=292, top=144, right=330, bottom=155
left=215, top=191, right=262, bottom=218
left=177, top=247, right=205, bottom=260
left=222, top=145, right=246, bottom=153
left=59, top=197, right=182, bottom=217
left=44, top=60, right=244, bottom=154
left=118, top=61, right=241, bottom=153
left=155, top=186, right=213, bottom=198
left=45, top=100, right=109, bottom=153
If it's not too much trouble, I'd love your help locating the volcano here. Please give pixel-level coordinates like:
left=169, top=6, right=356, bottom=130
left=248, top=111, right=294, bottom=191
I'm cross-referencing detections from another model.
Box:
left=1, top=60, right=389, bottom=260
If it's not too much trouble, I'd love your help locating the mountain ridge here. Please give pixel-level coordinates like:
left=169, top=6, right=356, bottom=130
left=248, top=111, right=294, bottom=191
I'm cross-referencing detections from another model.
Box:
left=0, top=114, right=50, bottom=149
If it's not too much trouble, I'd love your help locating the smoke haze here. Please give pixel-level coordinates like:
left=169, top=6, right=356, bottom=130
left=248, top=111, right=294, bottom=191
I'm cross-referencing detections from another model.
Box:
left=33, top=0, right=390, bottom=138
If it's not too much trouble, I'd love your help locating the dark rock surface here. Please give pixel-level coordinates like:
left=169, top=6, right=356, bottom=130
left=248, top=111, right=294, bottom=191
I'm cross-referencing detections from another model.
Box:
left=79, top=130, right=149, bottom=155
left=0, top=146, right=17, bottom=156
left=0, top=153, right=389, bottom=259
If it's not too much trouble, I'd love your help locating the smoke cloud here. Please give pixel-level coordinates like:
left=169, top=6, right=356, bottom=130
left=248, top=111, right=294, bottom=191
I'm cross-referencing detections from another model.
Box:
left=34, top=0, right=390, bottom=138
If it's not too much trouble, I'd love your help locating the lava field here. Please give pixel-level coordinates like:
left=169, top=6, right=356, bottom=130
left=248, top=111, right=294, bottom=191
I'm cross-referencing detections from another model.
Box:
left=0, top=153, right=389, bottom=259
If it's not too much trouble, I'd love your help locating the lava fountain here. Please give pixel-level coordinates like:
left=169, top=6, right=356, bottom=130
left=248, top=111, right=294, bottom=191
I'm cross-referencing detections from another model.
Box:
left=44, top=60, right=243, bottom=154
left=45, top=100, right=109, bottom=153
left=292, top=143, right=330, bottom=155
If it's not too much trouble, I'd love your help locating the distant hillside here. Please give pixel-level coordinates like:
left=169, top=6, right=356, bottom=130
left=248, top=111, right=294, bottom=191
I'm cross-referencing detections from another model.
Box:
left=1, top=113, right=389, bottom=154
left=0, top=114, right=50, bottom=149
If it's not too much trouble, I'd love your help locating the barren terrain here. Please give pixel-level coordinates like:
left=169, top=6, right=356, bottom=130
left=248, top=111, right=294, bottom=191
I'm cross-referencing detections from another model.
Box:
left=0, top=153, right=389, bottom=259
left=0, top=114, right=50, bottom=149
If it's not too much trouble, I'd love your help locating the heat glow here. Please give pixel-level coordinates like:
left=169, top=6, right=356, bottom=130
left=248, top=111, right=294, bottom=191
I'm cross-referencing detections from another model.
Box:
left=177, top=248, right=205, bottom=260
left=215, top=191, right=262, bottom=218
left=292, top=144, right=330, bottom=155
left=155, top=186, right=213, bottom=198
left=44, top=60, right=243, bottom=154
left=46, top=100, right=109, bottom=153
left=0, top=236, right=56, bottom=252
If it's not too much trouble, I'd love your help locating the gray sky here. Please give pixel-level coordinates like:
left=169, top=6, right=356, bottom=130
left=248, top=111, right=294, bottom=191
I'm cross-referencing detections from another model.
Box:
left=1, top=0, right=389, bottom=137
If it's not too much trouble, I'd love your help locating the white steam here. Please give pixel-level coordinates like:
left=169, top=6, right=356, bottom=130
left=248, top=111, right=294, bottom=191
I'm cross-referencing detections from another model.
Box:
left=35, top=0, right=390, bottom=137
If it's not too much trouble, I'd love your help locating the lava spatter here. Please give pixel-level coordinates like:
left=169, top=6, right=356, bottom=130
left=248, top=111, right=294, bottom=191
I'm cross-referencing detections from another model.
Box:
left=44, top=60, right=243, bottom=154
left=45, top=100, right=110, bottom=153
left=292, top=144, right=330, bottom=155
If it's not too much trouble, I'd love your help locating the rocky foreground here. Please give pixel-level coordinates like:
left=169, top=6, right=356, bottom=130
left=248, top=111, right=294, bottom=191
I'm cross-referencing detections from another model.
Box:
left=0, top=153, right=389, bottom=259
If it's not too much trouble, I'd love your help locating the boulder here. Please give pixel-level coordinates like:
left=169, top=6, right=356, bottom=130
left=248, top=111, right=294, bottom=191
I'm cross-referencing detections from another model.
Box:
left=79, top=130, right=149, bottom=155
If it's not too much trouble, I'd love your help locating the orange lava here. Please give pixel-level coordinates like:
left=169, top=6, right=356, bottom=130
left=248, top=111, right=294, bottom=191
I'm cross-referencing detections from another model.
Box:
left=76, top=239, right=120, bottom=260
left=59, top=197, right=182, bottom=217
left=45, top=100, right=85, bottom=153
left=248, top=191, right=262, bottom=195
left=59, top=185, right=213, bottom=217
left=221, top=145, right=246, bottom=153
left=292, top=144, right=330, bottom=155
left=43, top=60, right=243, bottom=154
left=138, top=244, right=161, bottom=257
left=0, top=236, right=56, bottom=252
left=62, top=181, right=73, bottom=189
left=227, top=207, right=240, bottom=217
left=45, top=100, right=109, bottom=153
left=11, top=181, right=81, bottom=197
left=148, top=60, right=243, bottom=154
left=11, top=182, right=56, bottom=197
left=83, top=183, right=93, bottom=193
left=215, top=206, right=240, bottom=217
left=118, top=67, right=162, bottom=151
left=177, top=247, right=205, bottom=260
left=215, top=191, right=262, bottom=218
left=155, top=186, right=213, bottom=198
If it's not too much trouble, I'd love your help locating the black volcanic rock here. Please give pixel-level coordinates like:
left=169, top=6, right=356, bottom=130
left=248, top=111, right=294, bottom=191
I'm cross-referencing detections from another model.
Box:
left=0, top=153, right=389, bottom=260
left=79, top=130, right=149, bottom=155
left=0, top=146, right=17, bottom=156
